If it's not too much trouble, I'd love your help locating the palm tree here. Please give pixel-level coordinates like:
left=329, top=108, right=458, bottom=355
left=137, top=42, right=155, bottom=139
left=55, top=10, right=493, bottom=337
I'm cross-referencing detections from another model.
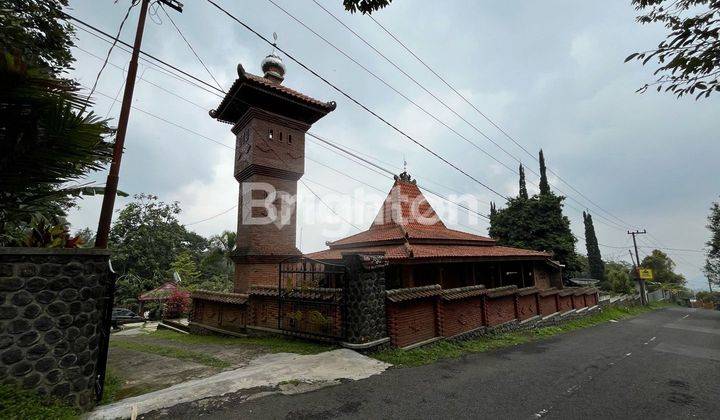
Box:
left=0, top=52, right=115, bottom=245
left=210, top=230, right=236, bottom=270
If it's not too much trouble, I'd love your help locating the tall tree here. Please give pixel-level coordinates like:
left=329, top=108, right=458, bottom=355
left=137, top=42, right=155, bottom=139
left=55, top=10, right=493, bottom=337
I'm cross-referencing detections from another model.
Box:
left=518, top=164, right=529, bottom=199
left=0, top=53, right=114, bottom=245
left=538, top=149, right=551, bottom=195
left=109, top=194, right=205, bottom=282
left=641, top=249, right=686, bottom=285
left=583, top=211, right=605, bottom=281
left=489, top=151, right=579, bottom=277
left=626, top=0, right=720, bottom=99
left=0, top=0, right=75, bottom=74
left=604, top=261, right=636, bottom=294
left=704, top=199, right=720, bottom=291
left=343, top=0, right=392, bottom=14
left=170, top=251, right=200, bottom=287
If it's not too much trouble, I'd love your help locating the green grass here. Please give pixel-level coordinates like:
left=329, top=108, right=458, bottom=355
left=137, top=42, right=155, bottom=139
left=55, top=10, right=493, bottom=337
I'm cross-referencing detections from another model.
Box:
left=150, top=330, right=334, bottom=355
left=99, top=368, right=122, bottom=405
left=0, top=384, right=78, bottom=420
left=373, top=302, right=673, bottom=367
left=110, top=339, right=231, bottom=368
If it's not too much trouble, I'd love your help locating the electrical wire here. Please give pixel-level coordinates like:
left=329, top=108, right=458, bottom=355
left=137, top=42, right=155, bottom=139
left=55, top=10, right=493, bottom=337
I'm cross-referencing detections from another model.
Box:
left=159, top=3, right=225, bottom=92
left=82, top=0, right=138, bottom=110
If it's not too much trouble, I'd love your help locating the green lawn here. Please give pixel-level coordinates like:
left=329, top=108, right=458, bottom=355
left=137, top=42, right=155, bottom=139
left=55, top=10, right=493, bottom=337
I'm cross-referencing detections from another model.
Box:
left=373, top=302, right=673, bottom=367
left=0, top=384, right=78, bottom=420
left=150, top=329, right=335, bottom=355
left=109, top=339, right=231, bottom=368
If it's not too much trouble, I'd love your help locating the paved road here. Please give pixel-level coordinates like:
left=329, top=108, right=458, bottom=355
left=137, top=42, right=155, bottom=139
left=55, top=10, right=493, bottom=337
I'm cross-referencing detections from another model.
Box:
left=165, top=307, right=720, bottom=419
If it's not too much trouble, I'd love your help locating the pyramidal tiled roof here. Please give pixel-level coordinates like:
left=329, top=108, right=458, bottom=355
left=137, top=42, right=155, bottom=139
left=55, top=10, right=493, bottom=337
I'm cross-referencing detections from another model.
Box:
left=307, top=173, right=553, bottom=262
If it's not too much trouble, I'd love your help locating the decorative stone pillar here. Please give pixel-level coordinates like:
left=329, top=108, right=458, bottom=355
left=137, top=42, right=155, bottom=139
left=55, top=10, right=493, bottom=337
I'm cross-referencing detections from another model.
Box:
left=341, top=254, right=389, bottom=349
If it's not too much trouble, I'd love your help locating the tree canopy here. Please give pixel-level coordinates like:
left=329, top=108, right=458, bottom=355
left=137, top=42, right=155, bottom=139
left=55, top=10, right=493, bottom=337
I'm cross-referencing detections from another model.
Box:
left=489, top=151, right=579, bottom=277
left=583, top=211, right=605, bottom=282
left=627, top=0, right=720, bottom=99
left=0, top=0, right=75, bottom=74
left=343, top=0, right=392, bottom=14
left=704, top=199, right=720, bottom=290
left=109, top=194, right=235, bottom=307
left=604, top=260, right=636, bottom=294
left=0, top=0, right=116, bottom=245
left=640, top=249, right=686, bottom=285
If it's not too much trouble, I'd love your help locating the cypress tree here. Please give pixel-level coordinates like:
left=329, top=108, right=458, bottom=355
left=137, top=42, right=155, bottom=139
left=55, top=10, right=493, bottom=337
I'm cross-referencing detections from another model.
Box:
left=583, top=211, right=605, bottom=281
left=518, top=164, right=528, bottom=199
left=539, top=149, right=551, bottom=196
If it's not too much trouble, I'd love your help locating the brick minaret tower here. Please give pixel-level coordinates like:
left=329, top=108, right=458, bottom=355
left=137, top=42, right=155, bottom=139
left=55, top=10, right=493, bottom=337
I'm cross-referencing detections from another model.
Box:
left=210, top=52, right=335, bottom=292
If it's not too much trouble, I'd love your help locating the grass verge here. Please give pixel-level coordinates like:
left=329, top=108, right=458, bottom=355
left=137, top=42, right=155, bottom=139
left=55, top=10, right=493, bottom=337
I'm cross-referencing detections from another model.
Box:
left=0, top=384, right=78, bottom=420
left=150, top=330, right=334, bottom=355
left=110, top=339, right=231, bottom=368
left=373, top=302, right=673, bottom=367
left=99, top=368, right=122, bottom=405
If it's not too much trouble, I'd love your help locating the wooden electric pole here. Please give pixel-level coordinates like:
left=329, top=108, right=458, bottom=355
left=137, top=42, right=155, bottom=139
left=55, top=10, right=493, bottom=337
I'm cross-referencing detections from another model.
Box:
left=95, top=0, right=183, bottom=248
left=628, top=229, right=648, bottom=305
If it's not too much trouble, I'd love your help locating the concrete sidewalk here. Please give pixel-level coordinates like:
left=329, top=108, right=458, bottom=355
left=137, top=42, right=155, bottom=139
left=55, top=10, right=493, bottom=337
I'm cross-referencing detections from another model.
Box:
left=86, top=349, right=390, bottom=419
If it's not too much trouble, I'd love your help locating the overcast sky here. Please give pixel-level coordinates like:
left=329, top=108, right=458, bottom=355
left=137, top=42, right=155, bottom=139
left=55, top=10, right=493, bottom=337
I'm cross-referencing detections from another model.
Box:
left=65, top=0, right=718, bottom=290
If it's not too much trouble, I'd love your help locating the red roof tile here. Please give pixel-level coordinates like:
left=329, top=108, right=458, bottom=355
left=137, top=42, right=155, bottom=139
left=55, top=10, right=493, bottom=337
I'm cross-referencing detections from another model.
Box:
left=386, top=285, right=441, bottom=302
left=307, top=174, right=553, bottom=264
left=191, top=290, right=248, bottom=305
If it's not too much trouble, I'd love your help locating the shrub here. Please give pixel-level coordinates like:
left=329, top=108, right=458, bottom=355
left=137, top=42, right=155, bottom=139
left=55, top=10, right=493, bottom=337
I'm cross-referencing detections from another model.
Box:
left=163, top=289, right=190, bottom=319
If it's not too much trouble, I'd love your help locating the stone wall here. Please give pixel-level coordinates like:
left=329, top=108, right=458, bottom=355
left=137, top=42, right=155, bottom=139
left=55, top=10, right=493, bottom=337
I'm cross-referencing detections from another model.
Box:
left=342, top=255, right=387, bottom=346
left=0, top=248, right=112, bottom=410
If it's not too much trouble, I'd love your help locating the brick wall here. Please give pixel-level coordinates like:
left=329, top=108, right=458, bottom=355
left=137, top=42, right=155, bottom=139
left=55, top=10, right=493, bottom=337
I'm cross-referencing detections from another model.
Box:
left=439, top=296, right=484, bottom=337
left=538, top=293, right=559, bottom=316
left=585, top=293, right=598, bottom=307
left=485, top=295, right=517, bottom=326
left=558, top=294, right=574, bottom=312
left=249, top=295, right=278, bottom=329
left=517, top=294, right=539, bottom=321
left=234, top=263, right=278, bottom=293
left=572, top=294, right=585, bottom=309
left=386, top=299, right=437, bottom=348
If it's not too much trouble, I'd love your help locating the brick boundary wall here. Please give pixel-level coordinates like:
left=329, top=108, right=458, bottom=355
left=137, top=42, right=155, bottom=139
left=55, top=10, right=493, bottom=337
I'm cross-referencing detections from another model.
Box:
left=385, top=285, right=600, bottom=349
left=0, top=248, right=113, bottom=411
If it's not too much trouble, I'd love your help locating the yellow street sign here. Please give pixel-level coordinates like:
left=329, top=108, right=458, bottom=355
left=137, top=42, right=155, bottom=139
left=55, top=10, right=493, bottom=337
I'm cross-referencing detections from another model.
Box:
left=639, top=268, right=653, bottom=280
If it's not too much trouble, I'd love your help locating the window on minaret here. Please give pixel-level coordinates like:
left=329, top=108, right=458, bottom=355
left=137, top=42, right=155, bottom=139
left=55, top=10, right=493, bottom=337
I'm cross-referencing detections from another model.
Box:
left=269, top=129, right=273, bottom=140
left=288, top=134, right=292, bottom=144
left=279, top=132, right=283, bottom=141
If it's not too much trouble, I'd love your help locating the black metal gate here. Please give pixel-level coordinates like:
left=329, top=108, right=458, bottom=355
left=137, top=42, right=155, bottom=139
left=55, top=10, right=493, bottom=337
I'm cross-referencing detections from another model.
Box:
left=278, top=256, right=346, bottom=340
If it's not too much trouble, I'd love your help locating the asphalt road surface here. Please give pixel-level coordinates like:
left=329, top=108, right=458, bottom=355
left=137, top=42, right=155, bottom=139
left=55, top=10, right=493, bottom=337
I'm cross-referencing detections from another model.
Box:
left=166, top=307, right=720, bottom=419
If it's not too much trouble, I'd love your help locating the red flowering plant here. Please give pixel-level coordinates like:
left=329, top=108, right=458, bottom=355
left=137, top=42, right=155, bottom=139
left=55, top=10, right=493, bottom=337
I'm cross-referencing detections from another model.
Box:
left=163, top=289, right=190, bottom=319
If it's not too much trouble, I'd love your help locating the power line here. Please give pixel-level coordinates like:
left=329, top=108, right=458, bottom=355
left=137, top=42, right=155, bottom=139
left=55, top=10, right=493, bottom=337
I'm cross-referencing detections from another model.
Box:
left=265, top=0, right=520, bottom=177
left=159, top=3, right=225, bottom=92
left=65, top=13, right=224, bottom=95
left=83, top=0, right=138, bottom=110
left=368, top=15, right=640, bottom=232
left=72, top=13, right=625, bottom=235
left=220, top=1, right=630, bottom=234
left=204, top=0, right=510, bottom=202
left=74, top=33, right=636, bottom=246
left=72, top=18, right=700, bottom=261
left=300, top=180, right=361, bottom=231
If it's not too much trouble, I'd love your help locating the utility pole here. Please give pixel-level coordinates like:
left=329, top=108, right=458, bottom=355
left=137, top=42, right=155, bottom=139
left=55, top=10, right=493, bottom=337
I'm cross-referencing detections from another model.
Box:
left=95, top=0, right=183, bottom=248
left=628, top=229, right=648, bottom=305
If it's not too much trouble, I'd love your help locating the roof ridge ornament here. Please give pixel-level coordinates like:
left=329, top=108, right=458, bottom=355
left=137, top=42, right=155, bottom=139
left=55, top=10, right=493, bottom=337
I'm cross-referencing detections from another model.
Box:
left=394, top=170, right=415, bottom=184
left=261, top=32, right=285, bottom=84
